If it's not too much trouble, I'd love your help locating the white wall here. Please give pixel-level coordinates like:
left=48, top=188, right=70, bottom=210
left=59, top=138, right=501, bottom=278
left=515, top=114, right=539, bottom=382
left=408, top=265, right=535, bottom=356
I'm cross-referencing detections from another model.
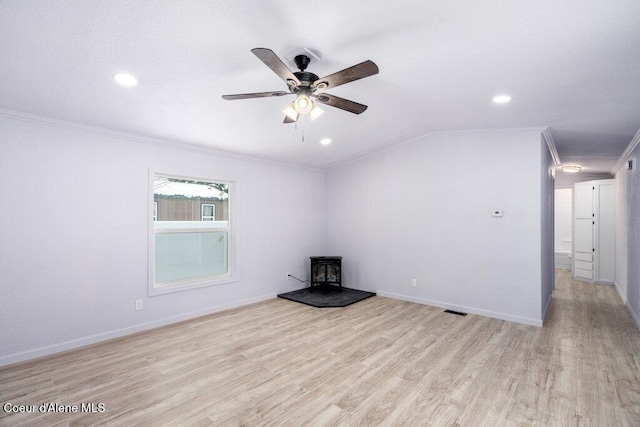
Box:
left=0, top=111, right=564, bottom=365
left=540, top=135, right=555, bottom=319
left=325, top=129, right=550, bottom=326
left=615, top=145, right=639, bottom=328
left=615, top=168, right=629, bottom=303
left=554, top=188, right=572, bottom=252
left=0, top=113, right=326, bottom=366
left=630, top=149, right=640, bottom=327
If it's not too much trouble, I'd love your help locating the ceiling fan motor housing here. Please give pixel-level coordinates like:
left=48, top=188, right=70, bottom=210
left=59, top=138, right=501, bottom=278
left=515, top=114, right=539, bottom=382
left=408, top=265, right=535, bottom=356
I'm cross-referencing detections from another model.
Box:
left=292, top=55, right=319, bottom=92
left=292, top=55, right=319, bottom=89
left=293, top=71, right=319, bottom=89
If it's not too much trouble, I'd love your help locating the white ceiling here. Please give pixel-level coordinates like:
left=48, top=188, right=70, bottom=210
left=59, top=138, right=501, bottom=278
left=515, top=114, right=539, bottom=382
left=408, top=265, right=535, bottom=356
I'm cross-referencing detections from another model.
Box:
left=1, top=1, right=639, bottom=172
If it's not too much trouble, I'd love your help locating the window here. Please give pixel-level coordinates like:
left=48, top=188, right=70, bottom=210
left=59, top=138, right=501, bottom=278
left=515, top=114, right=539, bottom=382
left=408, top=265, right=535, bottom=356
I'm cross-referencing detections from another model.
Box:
left=149, top=172, right=236, bottom=295
left=201, top=203, right=215, bottom=221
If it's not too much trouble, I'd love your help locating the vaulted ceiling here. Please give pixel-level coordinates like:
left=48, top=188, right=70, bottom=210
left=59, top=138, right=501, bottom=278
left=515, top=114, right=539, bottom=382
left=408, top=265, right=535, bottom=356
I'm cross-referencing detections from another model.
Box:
left=1, top=1, right=639, bottom=171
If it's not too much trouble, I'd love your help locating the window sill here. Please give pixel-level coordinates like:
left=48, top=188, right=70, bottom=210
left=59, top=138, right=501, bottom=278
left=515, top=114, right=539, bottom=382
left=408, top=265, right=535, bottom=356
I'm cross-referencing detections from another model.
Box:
left=148, top=275, right=240, bottom=296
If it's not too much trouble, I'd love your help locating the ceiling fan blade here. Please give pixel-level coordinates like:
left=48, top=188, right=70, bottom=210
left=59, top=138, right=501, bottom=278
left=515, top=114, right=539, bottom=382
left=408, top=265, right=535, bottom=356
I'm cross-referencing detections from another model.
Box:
left=314, top=93, right=368, bottom=114
left=251, top=48, right=301, bottom=87
left=222, top=91, right=290, bottom=100
left=313, top=60, right=379, bottom=91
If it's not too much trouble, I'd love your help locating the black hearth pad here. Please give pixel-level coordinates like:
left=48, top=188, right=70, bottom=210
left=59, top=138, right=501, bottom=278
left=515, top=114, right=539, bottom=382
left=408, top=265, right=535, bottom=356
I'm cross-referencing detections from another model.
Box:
left=277, top=285, right=376, bottom=308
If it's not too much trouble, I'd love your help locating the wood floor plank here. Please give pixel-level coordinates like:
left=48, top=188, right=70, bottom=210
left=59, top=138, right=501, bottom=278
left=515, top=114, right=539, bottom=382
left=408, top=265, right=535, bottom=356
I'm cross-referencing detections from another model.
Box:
left=1, top=270, right=639, bottom=425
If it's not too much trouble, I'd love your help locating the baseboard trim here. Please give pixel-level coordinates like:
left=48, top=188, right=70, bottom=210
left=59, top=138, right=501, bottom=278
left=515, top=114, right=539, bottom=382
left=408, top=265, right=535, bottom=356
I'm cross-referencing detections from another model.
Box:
left=614, top=281, right=628, bottom=305
left=0, top=293, right=277, bottom=367
left=629, top=305, right=640, bottom=332
left=542, top=292, right=553, bottom=325
left=376, top=291, right=543, bottom=327
left=614, top=281, right=640, bottom=332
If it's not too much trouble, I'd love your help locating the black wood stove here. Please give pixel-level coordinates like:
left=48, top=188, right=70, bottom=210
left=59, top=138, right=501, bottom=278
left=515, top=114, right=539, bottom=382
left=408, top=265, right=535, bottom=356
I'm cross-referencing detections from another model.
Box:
left=310, top=256, right=342, bottom=289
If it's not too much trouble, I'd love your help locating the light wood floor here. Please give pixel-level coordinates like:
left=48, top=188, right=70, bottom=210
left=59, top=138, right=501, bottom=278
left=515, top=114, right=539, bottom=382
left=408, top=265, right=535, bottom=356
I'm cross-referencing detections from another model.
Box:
left=1, top=270, right=639, bottom=426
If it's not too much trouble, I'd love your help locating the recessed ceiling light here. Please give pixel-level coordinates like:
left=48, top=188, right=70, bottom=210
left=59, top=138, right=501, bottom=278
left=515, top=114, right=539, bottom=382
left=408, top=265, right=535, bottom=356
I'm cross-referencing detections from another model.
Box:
left=560, top=164, right=582, bottom=173
left=113, top=73, right=138, bottom=87
left=320, top=138, right=332, bottom=145
left=492, top=94, right=512, bottom=104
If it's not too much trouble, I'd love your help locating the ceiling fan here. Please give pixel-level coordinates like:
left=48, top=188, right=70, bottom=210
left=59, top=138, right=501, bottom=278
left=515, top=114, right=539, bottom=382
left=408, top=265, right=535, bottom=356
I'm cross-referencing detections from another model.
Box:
left=222, top=48, right=379, bottom=123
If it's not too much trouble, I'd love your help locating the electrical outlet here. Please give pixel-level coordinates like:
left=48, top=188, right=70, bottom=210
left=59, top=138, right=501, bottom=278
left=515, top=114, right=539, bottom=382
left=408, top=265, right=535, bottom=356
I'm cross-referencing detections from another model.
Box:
left=135, top=299, right=143, bottom=311
left=287, top=273, right=291, bottom=279
left=411, top=279, right=417, bottom=287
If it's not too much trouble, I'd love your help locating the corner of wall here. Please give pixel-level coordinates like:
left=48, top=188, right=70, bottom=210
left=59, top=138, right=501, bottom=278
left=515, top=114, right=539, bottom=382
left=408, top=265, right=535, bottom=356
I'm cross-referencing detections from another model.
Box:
left=540, top=132, right=555, bottom=320
left=612, top=128, right=640, bottom=332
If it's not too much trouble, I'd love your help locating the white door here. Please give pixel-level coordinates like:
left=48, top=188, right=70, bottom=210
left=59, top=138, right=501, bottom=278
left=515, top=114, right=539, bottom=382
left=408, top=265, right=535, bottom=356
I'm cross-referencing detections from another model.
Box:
left=596, top=182, right=615, bottom=282
left=574, top=219, right=593, bottom=253
left=574, top=182, right=594, bottom=280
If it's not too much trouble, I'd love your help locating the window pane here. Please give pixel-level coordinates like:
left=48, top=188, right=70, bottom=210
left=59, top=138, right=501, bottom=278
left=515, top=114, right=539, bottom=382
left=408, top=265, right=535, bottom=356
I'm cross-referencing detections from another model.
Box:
left=155, top=232, right=228, bottom=284
left=151, top=174, right=233, bottom=292
left=154, top=177, right=228, bottom=222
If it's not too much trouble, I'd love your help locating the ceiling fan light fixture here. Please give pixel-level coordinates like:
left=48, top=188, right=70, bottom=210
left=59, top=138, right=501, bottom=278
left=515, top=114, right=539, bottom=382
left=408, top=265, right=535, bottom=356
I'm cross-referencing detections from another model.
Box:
left=310, top=103, right=324, bottom=121
left=283, top=102, right=299, bottom=121
left=294, top=94, right=313, bottom=114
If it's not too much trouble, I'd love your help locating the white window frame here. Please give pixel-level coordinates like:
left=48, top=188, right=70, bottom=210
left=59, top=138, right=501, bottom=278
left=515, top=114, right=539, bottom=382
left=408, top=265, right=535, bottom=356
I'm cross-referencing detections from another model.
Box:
left=148, top=170, right=239, bottom=296
left=201, top=203, right=216, bottom=221
left=153, top=201, right=158, bottom=221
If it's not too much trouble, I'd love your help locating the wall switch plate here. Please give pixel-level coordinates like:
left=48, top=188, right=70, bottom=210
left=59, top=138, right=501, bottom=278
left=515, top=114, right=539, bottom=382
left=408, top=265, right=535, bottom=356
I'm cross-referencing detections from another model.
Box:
left=491, top=209, right=503, bottom=217
left=135, top=299, right=143, bottom=311
left=411, top=279, right=417, bottom=287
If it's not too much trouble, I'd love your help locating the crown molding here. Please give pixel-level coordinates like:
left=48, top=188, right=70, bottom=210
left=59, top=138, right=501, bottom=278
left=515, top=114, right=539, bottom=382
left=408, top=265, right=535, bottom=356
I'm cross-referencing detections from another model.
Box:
left=611, top=128, right=640, bottom=175
left=0, top=108, right=324, bottom=173
left=541, top=127, right=561, bottom=166
left=1, top=107, right=566, bottom=174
